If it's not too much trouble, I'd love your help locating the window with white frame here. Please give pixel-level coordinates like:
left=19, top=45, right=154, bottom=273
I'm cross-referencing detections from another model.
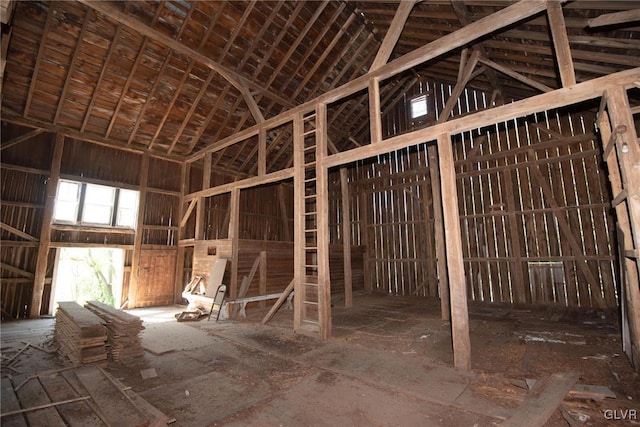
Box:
left=410, top=94, right=428, bottom=119
left=53, top=180, right=139, bottom=228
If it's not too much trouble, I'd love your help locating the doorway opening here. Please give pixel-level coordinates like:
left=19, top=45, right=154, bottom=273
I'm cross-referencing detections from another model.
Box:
left=52, top=247, right=125, bottom=310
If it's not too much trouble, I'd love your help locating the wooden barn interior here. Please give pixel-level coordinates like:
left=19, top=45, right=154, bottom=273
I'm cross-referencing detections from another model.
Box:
left=1, top=0, right=640, bottom=425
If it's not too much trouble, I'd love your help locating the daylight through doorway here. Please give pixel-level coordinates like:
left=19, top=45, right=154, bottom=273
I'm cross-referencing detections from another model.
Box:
left=52, top=247, right=124, bottom=310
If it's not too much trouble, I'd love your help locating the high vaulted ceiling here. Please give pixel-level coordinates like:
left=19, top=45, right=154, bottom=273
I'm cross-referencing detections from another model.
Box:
left=1, top=1, right=639, bottom=168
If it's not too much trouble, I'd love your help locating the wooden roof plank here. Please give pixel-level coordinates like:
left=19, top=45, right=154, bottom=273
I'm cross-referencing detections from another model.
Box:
left=78, top=0, right=265, bottom=125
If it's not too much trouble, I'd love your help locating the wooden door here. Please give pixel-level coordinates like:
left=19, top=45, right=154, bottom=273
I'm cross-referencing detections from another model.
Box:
left=136, top=249, right=176, bottom=307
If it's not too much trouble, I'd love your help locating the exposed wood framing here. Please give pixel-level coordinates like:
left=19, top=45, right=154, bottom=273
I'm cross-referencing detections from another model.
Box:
left=477, top=55, right=553, bottom=93
left=369, top=78, right=382, bottom=144
left=229, top=188, right=240, bottom=299
left=437, top=133, right=471, bottom=371
left=29, top=133, right=63, bottom=318
left=1, top=129, right=45, bottom=151
left=587, top=9, right=640, bottom=28
left=437, top=50, right=480, bottom=124
left=546, top=1, right=576, bottom=87
left=428, top=145, right=450, bottom=320
left=195, top=153, right=211, bottom=240
left=127, top=153, right=149, bottom=309
left=293, top=113, right=304, bottom=331
left=0, top=222, right=38, bottom=242
left=340, top=167, right=353, bottom=308
left=78, top=0, right=265, bottom=124
left=370, top=0, right=416, bottom=71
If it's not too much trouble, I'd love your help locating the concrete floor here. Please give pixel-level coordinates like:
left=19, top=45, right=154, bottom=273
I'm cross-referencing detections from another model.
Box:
left=2, top=293, right=639, bottom=426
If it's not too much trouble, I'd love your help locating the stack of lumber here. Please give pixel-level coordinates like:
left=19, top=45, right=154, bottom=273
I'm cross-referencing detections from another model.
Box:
left=54, top=302, right=107, bottom=364
left=85, top=301, right=145, bottom=363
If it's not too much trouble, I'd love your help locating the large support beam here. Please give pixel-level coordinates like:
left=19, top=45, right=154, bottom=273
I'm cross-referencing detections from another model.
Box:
left=1, top=128, right=45, bottom=151
left=427, top=144, right=450, bottom=321
left=370, top=0, right=416, bottom=71
left=229, top=188, right=240, bottom=300
left=127, top=153, right=149, bottom=309
left=546, top=1, right=576, bottom=87
left=292, top=113, right=305, bottom=331
left=195, top=152, right=212, bottom=239
left=316, top=103, right=332, bottom=340
left=436, top=133, right=471, bottom=371
left=30, top=133, right=64, bottom=317
left=340, top=167, right=353, bottom=308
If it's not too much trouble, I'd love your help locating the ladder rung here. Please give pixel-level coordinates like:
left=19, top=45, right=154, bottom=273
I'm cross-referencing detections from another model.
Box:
left=302, top=130, right=316, bottom=136
left=304, top=145, right=316, bottom=152
left=303, top=264, right=318, bottom=268
left=302, top=319, right=320, bottom=326
left=304, top=178, right=316, bottom=183
left=305, top=228, right=317, bottom=232
left=304, top=211, right=317, bottom=216
left=305, top=246, right=318, bottom=250
left=304, top=195, right=316, bottom=200
left=612, top=189, right=628, bottom=207
left=303, top=301, right=318, bottom=306
left=305, top=161, right=316, bottom=167
left=303, top=113, right=317, bottom=121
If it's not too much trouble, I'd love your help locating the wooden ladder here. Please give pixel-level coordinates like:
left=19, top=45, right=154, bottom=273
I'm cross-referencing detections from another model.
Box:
left=293, top=106, right=331, bottom=337
left=597, top=85, right=640, bottom=371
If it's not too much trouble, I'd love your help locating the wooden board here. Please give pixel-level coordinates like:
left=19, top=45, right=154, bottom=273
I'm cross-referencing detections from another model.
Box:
left=14, top=376, right=67, bottom=427
left=502, top=372, right=580, bottom=427
left=38, top=373, right=106, bottom=426
left=1, top=378, right=28, bottom=427
left=73, top=365, right=149, bottom=427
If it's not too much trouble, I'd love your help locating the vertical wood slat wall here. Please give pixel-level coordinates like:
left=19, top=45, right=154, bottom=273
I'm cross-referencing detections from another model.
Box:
left=359, top=79, right=619, bottom=309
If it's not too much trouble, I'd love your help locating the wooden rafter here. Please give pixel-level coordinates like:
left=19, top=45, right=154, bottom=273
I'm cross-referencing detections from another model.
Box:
left=23, top=1, right=56, bottom=119
left=0, top=262, right=34, bottom=279
left=167, top=71, right=216, bottom=154
left=53, top=8, right=91, bottom=124
left=588, top=8, right=640, bottom=28
left=185, top=85, right=233, bottom=154
left=450, top=0, right=503, bottom=99
left=547, top=1, right=576, bottom=87
left=438, top=50, right=481, bottom=124
left=478, top=55, right=553, bottom=93
left=80, top=5, right=129, bottom=133
left=78, top=0, right=265, bottom=124
left=370, top=0, right=416, bottom=71
left=1, top=128, right=45, bottom=151
left=147, top=60, right=194, bottom=150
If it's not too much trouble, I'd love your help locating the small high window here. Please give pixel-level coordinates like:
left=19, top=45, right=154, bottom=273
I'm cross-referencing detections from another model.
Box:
left=410, top=94, right=428, bottom=119
left=53, top=180, right=139, bottom=229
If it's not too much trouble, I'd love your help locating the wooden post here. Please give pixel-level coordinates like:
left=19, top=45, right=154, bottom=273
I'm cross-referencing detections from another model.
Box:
left=173, top=162, right=190, bottom=303
left=369, top=77, right=382, bottom=144
left=259, top=250, right=267, bottom=308
left=437, top=133, right=471, bottom=371
left=502, top=168, right=527, bottom=304
left=229, top=187, right=240, bottom=299
left=340, top=167, right=353, bottom=308
left=196, top=152, right=211, bottom=240
left=604, top=86, right=640, bottom=369
left=316, top=103, right=332, bottom=340
left=360, top=189, right=372, bottom=292
left=30, top=133, right=64, bottom=318
left=293, top=112, right=304, bottom=330
left=127, top=153, right=149, bottom=309
left=428, top=144, right=450, bottom=321
left=258, top=127, right=267, bottom=176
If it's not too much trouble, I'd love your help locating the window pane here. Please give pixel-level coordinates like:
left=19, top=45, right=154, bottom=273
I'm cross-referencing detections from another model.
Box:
left=53, top=181, right=80, bottom=222
left=411, top=95, right=428, bottom=118
left=82, top=184, right=115, bottom=225
left=116, top=189, right=138, bottom=228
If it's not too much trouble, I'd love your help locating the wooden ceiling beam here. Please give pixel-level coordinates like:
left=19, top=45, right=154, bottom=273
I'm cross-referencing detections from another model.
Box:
left=53, top=8, right=91, bottom=124
left=478, top=55, right=554, bottom=92
left=547, top=1, right=576, bottom=87
left=370, top=0, right=417, bottom=71
left=23, top=1, right=56, bottom=119
left=587, top=8, right=640, bottom=28
left=1, top=128, right=45, bottom=151
left=78, top=0, right=265, bottom=124
left=147, top=60, right=194, bottom=150
left=167, top=71, right=216, bottom=155
left=438, top=50, right=481, bottom=123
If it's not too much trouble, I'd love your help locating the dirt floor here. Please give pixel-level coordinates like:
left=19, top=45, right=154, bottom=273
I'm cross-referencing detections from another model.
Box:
left=1, top=292, right=639, bottom=426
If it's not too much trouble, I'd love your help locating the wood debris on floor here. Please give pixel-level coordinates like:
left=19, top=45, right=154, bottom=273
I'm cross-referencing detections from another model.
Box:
left=54, top=302, right=107, bottom=364
left=0, top=364, right=172, bottom=426
left=85, top=301, right=145, bottom=363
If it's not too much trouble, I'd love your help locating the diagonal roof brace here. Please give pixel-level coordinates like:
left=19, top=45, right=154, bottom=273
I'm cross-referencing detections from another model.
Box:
left=77, top=0, right=265, bottom=123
